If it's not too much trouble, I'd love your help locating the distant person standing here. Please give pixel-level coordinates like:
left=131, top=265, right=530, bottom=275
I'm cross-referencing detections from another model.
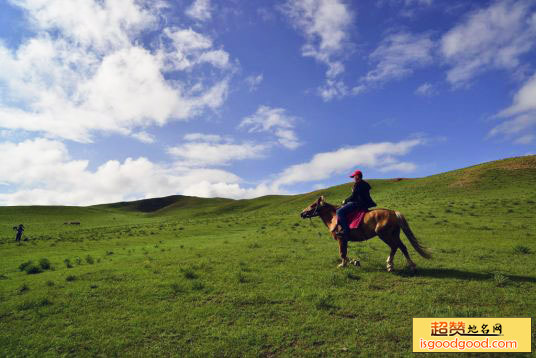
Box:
left=14, top=224, right=24, bottom=243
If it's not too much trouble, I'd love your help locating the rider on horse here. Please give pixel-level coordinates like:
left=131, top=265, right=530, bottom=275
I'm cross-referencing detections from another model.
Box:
left=334, top=169, right=376, bottom=240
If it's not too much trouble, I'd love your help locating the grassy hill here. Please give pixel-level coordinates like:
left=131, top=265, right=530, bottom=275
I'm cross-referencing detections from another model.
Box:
left=0, top=156, right=535, bottom=357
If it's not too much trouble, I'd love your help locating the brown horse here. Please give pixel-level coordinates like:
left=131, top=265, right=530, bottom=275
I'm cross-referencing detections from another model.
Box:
left=300, top=196, right=431, bottom=271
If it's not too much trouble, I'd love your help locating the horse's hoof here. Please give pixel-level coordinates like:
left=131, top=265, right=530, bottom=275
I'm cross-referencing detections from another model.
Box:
left=386, top=266, right=394, bottom=272
left=337, top=263, right=347, bottom=268
left=351, top=259, right=360, bottom=267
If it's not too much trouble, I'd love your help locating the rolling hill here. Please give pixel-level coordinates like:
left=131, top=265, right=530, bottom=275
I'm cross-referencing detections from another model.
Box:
left=0, top=155, right=535, bottom=357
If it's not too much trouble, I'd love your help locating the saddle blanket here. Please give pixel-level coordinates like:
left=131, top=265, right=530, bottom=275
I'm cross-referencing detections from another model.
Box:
left=347, top=209, right=368, bottom=229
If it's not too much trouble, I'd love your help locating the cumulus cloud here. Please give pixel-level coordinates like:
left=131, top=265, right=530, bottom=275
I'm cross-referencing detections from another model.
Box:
left=272, top=139, right=423, bottom=187
left=280, top=0, right=354, bottom=100
left=185, top=0, right=212, bottom=22
left=357, top=31, right=434, bottom=91
left=159, top=27, right=230, bottom=71
left=440, top=0, right=536, bottom=86
left=0, top=138, right=277, bottom=205
left=0, top=0, right=232, bottom=142
left=9, top=0, right=158, bottom=53
left=0, top=136, right=426, bottom=205
left=491, top=73, right=536, bottom=144
left=239, top=106, right=301, bottom=149
left=167, top=133, right=268, bottom=167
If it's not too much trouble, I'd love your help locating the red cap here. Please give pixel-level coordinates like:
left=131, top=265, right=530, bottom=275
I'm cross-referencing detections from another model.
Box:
left=349, top=169, right=362, bottom=178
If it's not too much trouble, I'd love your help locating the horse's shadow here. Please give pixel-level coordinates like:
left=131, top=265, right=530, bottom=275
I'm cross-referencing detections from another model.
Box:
left=396, top=267, right=536, bottom=283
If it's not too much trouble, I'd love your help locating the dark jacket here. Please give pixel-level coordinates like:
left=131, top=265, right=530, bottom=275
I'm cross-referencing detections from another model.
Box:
left=343, top=180, right=377, bottom=209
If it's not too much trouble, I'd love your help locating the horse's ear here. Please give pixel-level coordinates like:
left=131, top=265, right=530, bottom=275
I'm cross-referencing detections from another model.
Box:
left=318, top=195, right=325, bottom=204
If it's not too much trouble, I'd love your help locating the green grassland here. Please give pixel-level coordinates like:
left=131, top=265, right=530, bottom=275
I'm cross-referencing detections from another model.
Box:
left=1, top=156, right=535, bottom=357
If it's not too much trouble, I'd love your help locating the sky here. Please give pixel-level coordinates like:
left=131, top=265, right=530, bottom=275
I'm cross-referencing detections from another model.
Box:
left=0, top=0, right=535, bottom=206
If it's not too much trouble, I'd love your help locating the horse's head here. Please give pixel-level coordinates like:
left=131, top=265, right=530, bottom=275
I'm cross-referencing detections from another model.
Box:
left=300, top=196, right=326, bottom=219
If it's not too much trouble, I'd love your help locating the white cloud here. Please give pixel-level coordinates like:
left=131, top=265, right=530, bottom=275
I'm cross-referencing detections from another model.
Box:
left=132, top=131, right=155, bottom=144
left=498, top=73, right=536, bottom=117
left=491, top=73, right=536, bottom=143
left=239, top=106, right=301, bottom=149
left=415, top=82, right=435, bottom=96
left=183, top=133, right=224, bottom=142
left=0, top=136, right=426, bottom=205
left=440, top=0, right=536, bottom=86
left=272, top=139, right=423, bottom=187
left=360, top=31, right=434, bottom=87
left=319, top=79, right=349, bottom=101
left=489, top=113, right=536, bottom=141
left=185, top=0, right=212, bottom=22
left=280, top=0, right=354, bottom=100
left=0, top=138, right=278, bottom=205
left=9, top=0, right=159, bottom=53
left=160, top=27, right=230, bottom=71
left=245, top=74, right=263, bottom=92
left=167, top=133, right=268, bottom=166
left=0, top=1, right=231, bottom=142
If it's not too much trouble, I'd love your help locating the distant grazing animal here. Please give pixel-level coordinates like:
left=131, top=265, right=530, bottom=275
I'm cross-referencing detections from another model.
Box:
left=70, top=222, right=81, bottom=225
left=300, top=196, right=431, bottom=271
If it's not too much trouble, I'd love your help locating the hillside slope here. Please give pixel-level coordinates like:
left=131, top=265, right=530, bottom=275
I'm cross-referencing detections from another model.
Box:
left=1, top=155, right=535, bottom=238
left=0, top=155, right=535, bottom=357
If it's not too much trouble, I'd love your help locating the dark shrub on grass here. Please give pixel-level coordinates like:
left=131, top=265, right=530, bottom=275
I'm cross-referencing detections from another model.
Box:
left=39, top=258, right=51, bottom=270
left=182, top=268, right=198, bottom=280
left=85, top=255, right=94, bottom=264
left=19, top=260, right=33, bottom=272
left=237, top=271, right=248, bottom=283
left=17, top=283, right=29, bottom=294
left=64, top=258, right=73, bottom=268
left=26, top=265, right=43, bottom=274
left=514, top=245, right=531, bottom=255
left=46, top=280, right=55, bottom=287
left=66, top=275, right=77, bottom=282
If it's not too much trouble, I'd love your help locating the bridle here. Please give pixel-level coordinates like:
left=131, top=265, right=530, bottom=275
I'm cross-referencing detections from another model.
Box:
left=304, top=201, right=325, bottom=226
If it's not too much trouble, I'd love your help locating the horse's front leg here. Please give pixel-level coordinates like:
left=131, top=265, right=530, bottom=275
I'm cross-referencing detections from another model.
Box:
left=337, top=238, right=348, bottom=268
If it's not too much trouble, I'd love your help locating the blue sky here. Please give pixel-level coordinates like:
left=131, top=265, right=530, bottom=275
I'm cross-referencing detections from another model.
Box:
left=0, top=0, right=535, bottom=205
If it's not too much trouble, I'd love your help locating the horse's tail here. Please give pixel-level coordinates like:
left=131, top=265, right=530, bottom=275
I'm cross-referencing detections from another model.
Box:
left=395, top=211, right=432, bottom=259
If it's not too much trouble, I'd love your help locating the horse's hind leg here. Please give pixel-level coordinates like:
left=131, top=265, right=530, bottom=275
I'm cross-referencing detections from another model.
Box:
left=378, top=234, right=397, bottom=272
left=394, top=232, right=416, bottom=272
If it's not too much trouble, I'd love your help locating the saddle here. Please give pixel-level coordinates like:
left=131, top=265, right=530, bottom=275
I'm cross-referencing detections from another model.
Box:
left=330, top=209, right=368, bottom=234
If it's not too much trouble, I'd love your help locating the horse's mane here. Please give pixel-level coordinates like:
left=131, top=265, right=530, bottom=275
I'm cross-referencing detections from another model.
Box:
left=322, top=201, right=340, bottom=211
